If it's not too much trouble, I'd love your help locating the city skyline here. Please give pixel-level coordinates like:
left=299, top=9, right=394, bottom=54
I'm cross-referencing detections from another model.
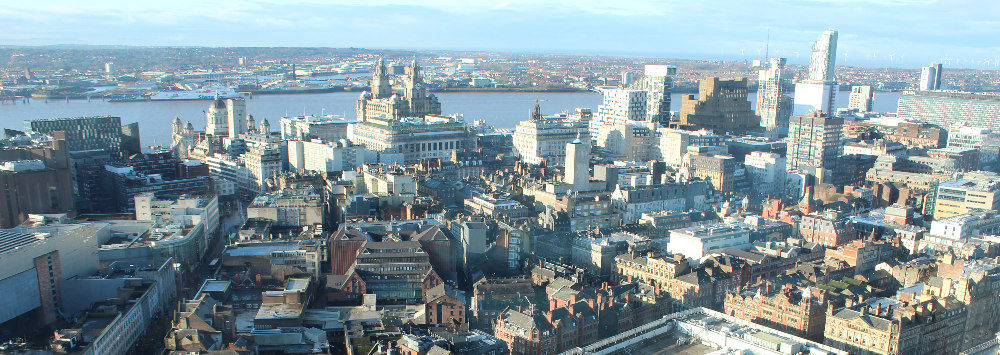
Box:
left=2, top=0, right=1000, bottom=69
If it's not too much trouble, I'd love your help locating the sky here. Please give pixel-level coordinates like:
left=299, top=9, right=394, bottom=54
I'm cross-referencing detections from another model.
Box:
left=2, top=0, right=999, bottom=69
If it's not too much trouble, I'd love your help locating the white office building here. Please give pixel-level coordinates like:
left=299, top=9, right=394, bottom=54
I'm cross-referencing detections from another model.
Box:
left=667, top=223, right=751, bottom=262
left=512, top=111, right=590, bottom=166
left=287, top=139, right=369, bottom=173
left=756, top=58, right=793, bottom=135
left=744, top=151, right=787, bottom=196
left=280, top=114, right=353, bottom=141
left=848, top=85, right=874, bottom=113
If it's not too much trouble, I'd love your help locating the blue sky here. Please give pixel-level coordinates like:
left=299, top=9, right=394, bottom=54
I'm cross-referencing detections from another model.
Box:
left=2, top=0, right=999, bottom=68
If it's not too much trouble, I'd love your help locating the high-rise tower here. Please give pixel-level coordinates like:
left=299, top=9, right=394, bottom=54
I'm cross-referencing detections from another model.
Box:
left=794, top=29, right=839, bottom=115
left=807, top=29, right=838, bottom=83
left=226, top=97, right=247, bottom=138
left=919, top=62, right=943, bottom=90
left=205, top=96, right=228, bottom=136
left=756, top=58, right=793, bottom=135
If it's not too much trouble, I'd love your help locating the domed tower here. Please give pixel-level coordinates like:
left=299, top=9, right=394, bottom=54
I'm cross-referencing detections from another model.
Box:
left=260, top=118, right=271, bottom=136
left=205, top=94, right=229, bottom=136
left=371, top=57, right=392, bottom=99
left=247, top=114, right=256, bottom=133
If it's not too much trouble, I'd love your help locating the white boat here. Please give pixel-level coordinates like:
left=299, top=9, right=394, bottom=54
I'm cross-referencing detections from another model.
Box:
left=149, top=86, right=244, bottom=101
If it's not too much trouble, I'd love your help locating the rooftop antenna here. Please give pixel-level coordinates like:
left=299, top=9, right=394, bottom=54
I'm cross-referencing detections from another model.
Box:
left=764, top=28, right=770, bottom=61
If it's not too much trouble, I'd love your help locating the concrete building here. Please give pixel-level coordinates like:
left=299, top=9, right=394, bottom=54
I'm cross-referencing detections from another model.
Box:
left=756, top=58, right=793, bottom=135
left=27, top=116, right=124, bottom=155
left=513, top=104, right=591, bottom=165
left=0, top=222, right=107, bottom=326
left=919, top=62, right=943, bottom=91
left=897, top=90, right=1000, bottom=133
left=349, top=114, right=474, bottom=164
left=931, top=171, right=1000, bottom=219
left=678, top=77, right=760, bottom=135
left=667, top=223, right=751, bottom=262
left=50, top=259, right=177, bottom=355
left=594, top=89, right=647, bottom=126
left=287, top=139, right=367, bottom=174
left=204, top=97, right=247, bottom=138
left=356, top=58, right=441, bottom=122
left=610, top=181, right=709, bottom=223
left=744, top=151, right=786, bottom=196
left=247, top=184, right=324, bottom=228
left=0, top=134, right=75, bottom=228
left=594, top=122, right=656, bottom=161
left=793, top=29, right=839, bottom=116
left=627, top=64, right=677, bottom=126
left=786, top=112, right=843, bottom=177
left=279, top=114, right=353, bottom=141
left=848, top=85, right=874, bottom=113
left=948, top=124, right=1000, bottom=167
left=793, top=81, right=838, bottom=116
left=685, top=153, right=739, bottom=194
left=240, top=144, right=283, bottom=193
left=654, top=128, right=723, bottom=166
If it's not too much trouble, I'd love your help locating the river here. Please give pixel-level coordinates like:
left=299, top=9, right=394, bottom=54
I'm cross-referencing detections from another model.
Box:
left=0, top=91, right=901, bottom=146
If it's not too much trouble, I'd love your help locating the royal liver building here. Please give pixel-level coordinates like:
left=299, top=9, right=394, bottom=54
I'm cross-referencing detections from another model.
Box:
left=356, top=58, right=442, bottom=121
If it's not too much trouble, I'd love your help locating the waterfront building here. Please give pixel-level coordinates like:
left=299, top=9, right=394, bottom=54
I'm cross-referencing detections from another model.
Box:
left=897, top=90, right=1000, bottom=132
left=919, top=62, right=943, bottom=90
left=356, top=58, right=442, bottom=121
left=512, top=102, right=590, bottom=165
left=786, top=112, right=843, bottom=177
left=793, top=81, right=838, bottom=115
left=204, top=96, right=247, bottom=138
left=678, top=77, right=760, bottom=135
left=27, top=116, right=123, bottom=154
left=348, top=114, right=474, bottom=164
left=808, top=29, right=838, bottom=82
left=848, top=85, right=874, bottom=112
left=756, top=58, right=793, bottom=135
left=279, top=114, right=353, bottom=142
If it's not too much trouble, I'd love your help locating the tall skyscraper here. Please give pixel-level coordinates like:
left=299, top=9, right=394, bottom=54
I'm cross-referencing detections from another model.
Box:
left=919, top=62, right=943, bottom=90
left=678, top=77, right=760, bottom=135
left=786, top=112, right=843, bottom=179
left=227, top=97, right=248, bottom=138
left=756, top=58, right=793, bottom=135
left=848, top=85, right=874, bottom=112
left=794, top=29, right=839, bottom=115
left=628, top=64, right=677, bottom=127
left=807, top=29, right=838, bottom=82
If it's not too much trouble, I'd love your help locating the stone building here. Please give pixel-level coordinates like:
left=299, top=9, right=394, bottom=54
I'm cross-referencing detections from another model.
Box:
left=678, top=77, right=760, bottom=135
